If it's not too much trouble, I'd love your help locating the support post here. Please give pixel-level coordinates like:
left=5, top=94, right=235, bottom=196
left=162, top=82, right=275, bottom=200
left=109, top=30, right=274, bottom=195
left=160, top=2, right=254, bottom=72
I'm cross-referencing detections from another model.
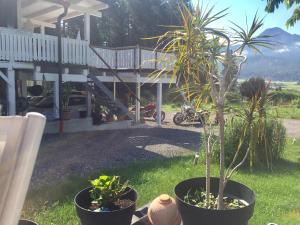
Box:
left=40, top=25, right=45, bottom=34
left=56, top=2, right=69, bottom=133
left=156, top=80, right=162, bottom=127
left=84, top=14, right=91, bottom=117
left=83, top=69, right=92, bottom=117
left=17, top=0, right=22, bottom=28
left=135, top=75, right=141, bottom=123
left=53, top=79, right=59, bottom=119
left=84, top=13, right=90, bottom=42
left=113, top=80, right=116, bottom=101
left=7, top=69, right=16, bottom=115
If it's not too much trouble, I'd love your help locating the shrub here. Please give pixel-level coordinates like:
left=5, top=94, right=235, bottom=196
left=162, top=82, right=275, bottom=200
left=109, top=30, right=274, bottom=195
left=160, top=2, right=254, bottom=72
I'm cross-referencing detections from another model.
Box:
left=291, top=98, right=300, bottom=108
left=216, top=118, right=286, bottom=169
left=240, top=77, right=266, bottom=99
left=270, top=90, right=300, bottom=105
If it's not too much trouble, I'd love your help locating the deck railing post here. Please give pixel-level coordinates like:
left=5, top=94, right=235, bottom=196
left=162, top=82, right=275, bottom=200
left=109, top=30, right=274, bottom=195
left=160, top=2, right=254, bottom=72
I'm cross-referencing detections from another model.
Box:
left=155, top=50, right=158, bottom=70
left=115, top=49, right=118, bottom=70
left=7, top=69, right=16, bottom=115
left=156, top=80, right=162, bottom=127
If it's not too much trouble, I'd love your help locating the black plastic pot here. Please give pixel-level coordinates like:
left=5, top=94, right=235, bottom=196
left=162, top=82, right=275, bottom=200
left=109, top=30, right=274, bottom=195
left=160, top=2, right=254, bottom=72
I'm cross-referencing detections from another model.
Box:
left=79, top=110, right=87, bottom=118
left=175, top=177, right=255, bottom=225
left=92, top=112, right=102, bottom=125
left=74, top=187, right=137, bottom=225
left=18, top=219, right=38, bottom=225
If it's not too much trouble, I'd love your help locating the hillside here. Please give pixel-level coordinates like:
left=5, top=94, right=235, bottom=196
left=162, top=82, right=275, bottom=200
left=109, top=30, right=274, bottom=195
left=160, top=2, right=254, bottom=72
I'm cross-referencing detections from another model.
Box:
left=241, top=27, right=300, bottom=81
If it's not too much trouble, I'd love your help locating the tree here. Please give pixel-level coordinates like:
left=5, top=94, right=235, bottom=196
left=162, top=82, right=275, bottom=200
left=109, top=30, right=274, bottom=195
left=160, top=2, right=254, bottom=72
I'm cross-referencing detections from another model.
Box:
left=265, top=0, right=300, bottom=27
left=65, top=0, right=193, bottom=47
left=151, top=2, right=272, bottom=209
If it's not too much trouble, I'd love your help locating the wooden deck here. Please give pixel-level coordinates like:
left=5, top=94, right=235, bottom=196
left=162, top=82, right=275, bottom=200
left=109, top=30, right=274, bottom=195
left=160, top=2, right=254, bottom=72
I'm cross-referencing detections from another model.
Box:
left=0, top=27, right=175, bottom=71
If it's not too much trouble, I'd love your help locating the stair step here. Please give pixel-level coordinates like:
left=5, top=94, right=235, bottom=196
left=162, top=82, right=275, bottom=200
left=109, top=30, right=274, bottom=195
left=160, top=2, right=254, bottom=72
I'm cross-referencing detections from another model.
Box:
left=87, top=74, right=135, bottom=121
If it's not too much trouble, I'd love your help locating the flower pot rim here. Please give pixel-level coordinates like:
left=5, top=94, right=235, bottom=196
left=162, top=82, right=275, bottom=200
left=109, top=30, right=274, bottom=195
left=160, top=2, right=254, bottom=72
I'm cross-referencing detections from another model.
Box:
left=74, top=186, right=138, bottom=214
left=174, top=177, right=256, bottom=211
left=19, top=219, right=38, bottom=225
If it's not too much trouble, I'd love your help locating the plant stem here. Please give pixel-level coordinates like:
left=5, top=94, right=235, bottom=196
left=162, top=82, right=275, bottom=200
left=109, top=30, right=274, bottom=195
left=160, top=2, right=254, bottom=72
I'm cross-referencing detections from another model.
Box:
left=206, top=128, right=212, bottom=208
left=217, top=103, right=225, bottom=210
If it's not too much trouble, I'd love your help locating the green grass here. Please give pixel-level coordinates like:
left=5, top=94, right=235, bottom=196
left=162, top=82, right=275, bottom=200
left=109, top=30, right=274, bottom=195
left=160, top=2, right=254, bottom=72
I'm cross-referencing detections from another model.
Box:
left=269, top=105, right=300, bottom=120
left=162, top=103, right=181, bottom=112
left=272, top=81, right=300, bottom=91
left=23, top=140, right=300, bottom=225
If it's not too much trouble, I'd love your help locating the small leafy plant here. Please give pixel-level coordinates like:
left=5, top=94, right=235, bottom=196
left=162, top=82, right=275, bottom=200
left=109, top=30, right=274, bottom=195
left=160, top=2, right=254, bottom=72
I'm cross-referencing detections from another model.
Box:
left=184, top=189, right=247, bottom=210
left=89, top=175, right=129, bottom=211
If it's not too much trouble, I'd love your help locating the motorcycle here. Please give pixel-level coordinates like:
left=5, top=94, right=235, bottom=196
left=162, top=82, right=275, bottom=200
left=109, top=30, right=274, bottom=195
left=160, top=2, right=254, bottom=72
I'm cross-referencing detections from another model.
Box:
left=173, top=103, right=209, bottom=125
left=131, top=102, right=166, bottom=122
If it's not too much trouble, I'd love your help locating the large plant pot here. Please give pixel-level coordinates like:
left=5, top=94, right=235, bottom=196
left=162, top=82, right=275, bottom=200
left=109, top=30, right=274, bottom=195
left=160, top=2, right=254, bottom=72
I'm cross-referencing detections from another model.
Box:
left=18, top=219, right=38, bottom=225
left=74, top=187, right=137, bottom=225
left=79, top=110, right=87, bottom=118
left=63, top=111, right=72, bottom=120
left=92, top=112, right=102, bottom=125
left=174, top=177, right=255, bottom=225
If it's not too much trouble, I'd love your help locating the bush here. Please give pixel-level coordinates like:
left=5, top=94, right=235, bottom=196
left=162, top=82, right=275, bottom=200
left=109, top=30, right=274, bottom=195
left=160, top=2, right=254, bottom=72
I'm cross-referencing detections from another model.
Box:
left=291, top=99, right=300, bottom=108
left=216, top=118, right=286, bottom=169
left=240, top=77, right=266, bottom=99
left=270, top=90, right=300, bottom=105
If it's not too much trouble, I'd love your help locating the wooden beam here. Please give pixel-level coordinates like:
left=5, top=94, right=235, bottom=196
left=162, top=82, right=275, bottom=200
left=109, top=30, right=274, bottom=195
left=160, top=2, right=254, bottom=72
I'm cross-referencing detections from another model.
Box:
left=21, top=0, right=39, bottom=8
left=0, top=70, right=9, bottom=84
left=46, top=11, right=81, bottom=23
left=24, top=5, right=60, bottom=19
left=22, top=18, right=55, bottom=28
left=69, top=4, right=105, bottom=16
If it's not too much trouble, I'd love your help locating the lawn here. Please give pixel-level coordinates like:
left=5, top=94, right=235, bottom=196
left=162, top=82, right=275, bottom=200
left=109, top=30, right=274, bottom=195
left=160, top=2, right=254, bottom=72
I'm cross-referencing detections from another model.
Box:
left=23, top=139, right=300, bottom=225
left=162, top=103, right=181, bottom=112
left=272, top=81, right=300, bottom=91
left=269, top=105, right=300, bottom=120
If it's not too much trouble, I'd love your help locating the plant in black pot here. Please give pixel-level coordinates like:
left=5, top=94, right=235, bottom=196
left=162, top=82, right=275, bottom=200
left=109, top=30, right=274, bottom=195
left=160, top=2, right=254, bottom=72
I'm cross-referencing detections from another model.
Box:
left=150, top=2, right=273, bottom=225
left=74, top=175, right=137, bottom=225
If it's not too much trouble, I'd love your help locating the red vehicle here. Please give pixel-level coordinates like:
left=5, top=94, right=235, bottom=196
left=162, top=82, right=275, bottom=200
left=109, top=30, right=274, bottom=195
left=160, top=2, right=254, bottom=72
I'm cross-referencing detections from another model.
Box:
left=131, top=102, right=165, bottom=122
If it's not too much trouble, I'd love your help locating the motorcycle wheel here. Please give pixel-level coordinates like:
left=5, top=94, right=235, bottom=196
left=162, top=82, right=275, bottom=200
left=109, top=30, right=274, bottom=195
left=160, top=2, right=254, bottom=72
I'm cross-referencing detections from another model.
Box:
left=153, top=111, right=166, bottom=122
left=173, top=112, right=185, bottom=125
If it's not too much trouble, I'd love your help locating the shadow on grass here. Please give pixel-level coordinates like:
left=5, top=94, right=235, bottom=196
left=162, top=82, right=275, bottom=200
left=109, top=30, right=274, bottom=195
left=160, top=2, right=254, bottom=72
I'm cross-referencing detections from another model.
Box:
left=232, top=157, right=300, bottom=177
left=25, top=155, right=193, bottom=213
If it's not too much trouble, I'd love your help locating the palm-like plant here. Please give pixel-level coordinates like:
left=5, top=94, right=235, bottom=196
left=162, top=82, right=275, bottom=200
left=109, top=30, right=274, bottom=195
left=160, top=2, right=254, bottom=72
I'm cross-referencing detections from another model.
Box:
left=150, top=1, right=273, bottom=209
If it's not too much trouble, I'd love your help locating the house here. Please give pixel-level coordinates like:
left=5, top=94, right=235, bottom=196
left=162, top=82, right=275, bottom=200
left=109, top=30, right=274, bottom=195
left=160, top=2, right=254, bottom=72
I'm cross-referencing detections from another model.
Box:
left=0, top=0, right=175, bottom=132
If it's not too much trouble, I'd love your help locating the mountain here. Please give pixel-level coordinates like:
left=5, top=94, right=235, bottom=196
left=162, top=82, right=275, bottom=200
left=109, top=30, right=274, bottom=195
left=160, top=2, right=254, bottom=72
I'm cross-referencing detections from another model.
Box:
left=241, top=27, right=300, bottom=81
left=259, top=27, right=300, bottom=44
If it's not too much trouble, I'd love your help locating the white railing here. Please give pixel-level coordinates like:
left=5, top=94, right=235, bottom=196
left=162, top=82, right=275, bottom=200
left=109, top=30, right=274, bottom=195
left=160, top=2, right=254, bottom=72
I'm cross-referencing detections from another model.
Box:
left=0, top=27, right=175, bottom=71
left=62, top=38, right=88, bottom=65
left=0, top=28, right=58, bottom=63
left=89, top=47, right=116, bottom=69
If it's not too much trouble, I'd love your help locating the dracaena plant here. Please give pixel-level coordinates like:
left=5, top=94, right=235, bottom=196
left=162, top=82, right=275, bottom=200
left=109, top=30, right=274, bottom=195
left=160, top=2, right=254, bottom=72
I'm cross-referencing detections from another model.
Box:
left=150, top=1, right=273, bottom=209
left=89, top=175, right=128, bottom=210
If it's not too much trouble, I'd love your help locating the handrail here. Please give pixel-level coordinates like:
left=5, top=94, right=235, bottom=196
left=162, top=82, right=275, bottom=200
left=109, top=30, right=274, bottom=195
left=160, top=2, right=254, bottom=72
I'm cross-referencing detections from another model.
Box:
left=89, top=45, right=142, bottom=104
left=0, top=27, right=175, bottom=71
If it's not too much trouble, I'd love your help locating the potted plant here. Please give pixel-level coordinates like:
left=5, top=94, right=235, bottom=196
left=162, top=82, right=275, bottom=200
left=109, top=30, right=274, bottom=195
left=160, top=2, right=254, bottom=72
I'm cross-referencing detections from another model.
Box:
left=151, top=2, right=273, bottom=225
left=62, top=82, right=72, bottom=120
left=74, top=175, right=137, bottom=225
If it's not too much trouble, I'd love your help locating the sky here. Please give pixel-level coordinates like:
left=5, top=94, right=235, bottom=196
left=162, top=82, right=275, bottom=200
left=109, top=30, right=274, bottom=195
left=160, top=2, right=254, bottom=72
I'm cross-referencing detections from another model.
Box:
left=192, top=0, right=300, bottom=35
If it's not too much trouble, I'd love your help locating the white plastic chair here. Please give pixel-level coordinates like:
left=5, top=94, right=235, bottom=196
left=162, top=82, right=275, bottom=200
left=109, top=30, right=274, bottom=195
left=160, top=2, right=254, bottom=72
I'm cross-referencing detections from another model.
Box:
left=0, top=112, right=46, bottom=225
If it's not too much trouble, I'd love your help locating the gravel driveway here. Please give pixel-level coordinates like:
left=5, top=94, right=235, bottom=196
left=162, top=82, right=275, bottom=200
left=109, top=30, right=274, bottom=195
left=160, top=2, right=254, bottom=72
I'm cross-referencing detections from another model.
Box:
left=283, top=119, right=300, bottom=138
left=31, top=113, right=299, bottom=187
left=31, top=127, right=201, bottom=187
